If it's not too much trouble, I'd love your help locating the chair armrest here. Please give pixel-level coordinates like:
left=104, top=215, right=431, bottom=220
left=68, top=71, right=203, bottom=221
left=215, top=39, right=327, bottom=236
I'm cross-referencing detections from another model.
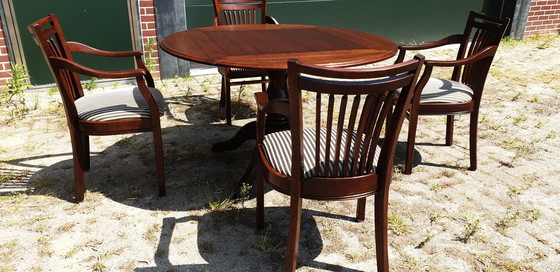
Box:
left=48, top=56, right=146, bottom=79
left=254, top=92, right=290, bottom=142
left=67, top=41, right=143, bottom=57
left=255, top=91, right=269, bottom=110
left=396, top=34, right=463, bottom=63
left=265, top=16, right=279, bottom=24
left=255, top=92, right=290, bottom=117
left=66, top=41, right=155, bottom=87
left=424, top=45, right=497, bottom=68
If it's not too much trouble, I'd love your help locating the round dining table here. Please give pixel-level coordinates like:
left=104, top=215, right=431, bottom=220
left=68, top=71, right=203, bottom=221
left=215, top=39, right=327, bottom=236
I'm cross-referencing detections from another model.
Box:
left=159, top=24, right=397, bottom=152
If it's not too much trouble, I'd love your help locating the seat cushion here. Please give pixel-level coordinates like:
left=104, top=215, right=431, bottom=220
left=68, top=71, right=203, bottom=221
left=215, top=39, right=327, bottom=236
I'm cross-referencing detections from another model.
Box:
left=262, top=128, right=380, bottom=179
left=419, top=78, right=474, bottom=104
left=75, top=86, right=165, bottom=121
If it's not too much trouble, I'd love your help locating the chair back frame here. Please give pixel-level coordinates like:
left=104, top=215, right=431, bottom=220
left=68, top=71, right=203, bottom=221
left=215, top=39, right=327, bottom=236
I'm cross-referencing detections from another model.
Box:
left=453, top=11, right=510, bottom=93
left=213, top=0, right=267, bottom=25
left=28, top=15, right=83, bottom=115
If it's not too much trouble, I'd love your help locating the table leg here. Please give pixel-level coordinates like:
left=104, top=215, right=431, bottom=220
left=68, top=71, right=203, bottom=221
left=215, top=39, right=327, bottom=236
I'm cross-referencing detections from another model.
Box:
left=212, top=70, right=289, bottom=153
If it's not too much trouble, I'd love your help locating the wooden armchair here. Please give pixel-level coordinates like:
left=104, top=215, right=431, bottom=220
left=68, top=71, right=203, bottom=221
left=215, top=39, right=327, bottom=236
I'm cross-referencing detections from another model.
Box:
left=255, top=55, right=426, bottom=271
left=212, top=0, right=278, bottom=125
left=396, top=11, right=510, bottom=174
left=28, top=14, right=165, bottom=202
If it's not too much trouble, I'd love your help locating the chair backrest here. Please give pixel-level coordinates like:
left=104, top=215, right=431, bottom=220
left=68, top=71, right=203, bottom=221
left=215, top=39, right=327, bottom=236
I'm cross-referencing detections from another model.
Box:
left=453, top=11, right=510, bottom=84
left=213, top=0, right=267, bottom=25
left=28, top=14, right=84, bottom=116
left=286, top=55, right=425, bottom=180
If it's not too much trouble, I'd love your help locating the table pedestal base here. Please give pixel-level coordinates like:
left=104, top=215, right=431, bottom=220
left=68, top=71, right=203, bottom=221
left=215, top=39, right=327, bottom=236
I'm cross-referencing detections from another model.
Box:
left=212, top=70, right=289, bottom=153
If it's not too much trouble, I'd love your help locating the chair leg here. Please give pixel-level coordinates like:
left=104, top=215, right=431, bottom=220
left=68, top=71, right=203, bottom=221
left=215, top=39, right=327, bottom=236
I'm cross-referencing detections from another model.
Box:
left=445, top=115, right=454, bottom=146
left=81, top=135, right=90, bottom=171
left=260, top=76, right=267, bottom=92
left=469, top=111, right=479, bottom=171
left=285, top=195, right=303, bottom=272
left=152, top=125, right=166, bottom=196
left=256, top=158, right=265, bottom=229
left=374, top=191, right=390, bottom=272
left=356, top=197, right=366, bottom=222
left=224, top=78, right=232, bottom=126
left=404, top=111, right=419, bottom=175
left=71, top=131, right=86, bottom=203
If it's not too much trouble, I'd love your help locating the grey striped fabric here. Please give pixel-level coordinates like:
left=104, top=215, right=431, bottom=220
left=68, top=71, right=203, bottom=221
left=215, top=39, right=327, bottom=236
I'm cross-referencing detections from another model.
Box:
left=75, top=86, right=165, bottom=121
left=419, top=78, right=474, bottom=103
left=262, top=128, right=380, bottom=179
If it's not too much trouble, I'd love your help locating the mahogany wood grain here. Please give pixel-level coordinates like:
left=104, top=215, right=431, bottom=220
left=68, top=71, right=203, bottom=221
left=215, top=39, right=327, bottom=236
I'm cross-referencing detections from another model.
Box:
left=160, top=24, right=397, bottom=71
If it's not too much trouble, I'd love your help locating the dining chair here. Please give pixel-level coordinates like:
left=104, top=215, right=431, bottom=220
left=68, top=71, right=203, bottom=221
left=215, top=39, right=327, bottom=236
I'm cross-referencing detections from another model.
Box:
left=28, top=14, right=166, bottom=203
left=212, top=0, right=278, bottom=125
left=254, top=55, right=426, bottom=271
left=396, top=11, right=510, bottom=174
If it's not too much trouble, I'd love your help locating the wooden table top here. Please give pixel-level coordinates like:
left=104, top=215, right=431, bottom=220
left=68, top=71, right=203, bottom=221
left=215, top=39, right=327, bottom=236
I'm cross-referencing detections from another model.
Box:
left=159, top=24, right=397, bottom=71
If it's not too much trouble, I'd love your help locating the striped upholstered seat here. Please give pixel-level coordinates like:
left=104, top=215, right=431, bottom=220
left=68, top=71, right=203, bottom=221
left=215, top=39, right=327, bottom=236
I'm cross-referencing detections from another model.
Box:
left=75, top=87, right=165, bottom=121
left=262, top=128, right=380, bottom=179
left=419, top=78, right=474, bottom=104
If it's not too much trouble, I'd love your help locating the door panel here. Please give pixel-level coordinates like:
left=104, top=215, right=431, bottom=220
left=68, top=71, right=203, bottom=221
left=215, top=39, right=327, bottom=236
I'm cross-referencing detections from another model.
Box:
left=12, top=0, right=134, bottom=84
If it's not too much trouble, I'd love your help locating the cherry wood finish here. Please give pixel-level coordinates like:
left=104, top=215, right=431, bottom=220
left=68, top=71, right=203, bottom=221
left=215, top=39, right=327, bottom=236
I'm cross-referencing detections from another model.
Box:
left=160, top=24, right=397, bottom=152
left=28, top=14, right=165, bottom=202
left=212, top=0, right=277, bottom=125
left=255, top=56, right=426, bottom=271
left=161, top=24, right=397, bottom=70
left=396, top=11, right=510, bottom=174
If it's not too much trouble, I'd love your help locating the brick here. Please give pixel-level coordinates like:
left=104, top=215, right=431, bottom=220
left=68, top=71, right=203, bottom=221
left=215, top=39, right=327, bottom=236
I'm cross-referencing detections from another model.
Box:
left=143, top=30, right=157, bottom=37
left=143, top=7, right=155, bottom=15
left=525, top=26, right=537, bottom=31
left=0, top=70, right=10, bottom=77
left=141, top=15, right=155, bottom=22
left=541, top=5, right=552, bottom=10
left=535, top=10, right=546, bottom=15
left=539, top=15, right=550, bottom=20
left=139, top=0, right=154, bottom=8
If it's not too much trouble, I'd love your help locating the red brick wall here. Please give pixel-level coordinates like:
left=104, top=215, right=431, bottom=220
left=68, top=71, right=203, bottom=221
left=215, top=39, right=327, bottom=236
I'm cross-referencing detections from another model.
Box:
left=0, top=15, right=13, bottom=87
left=524, top=0, right=560, bottom=37
left=138, top=0, right=160, bottom=78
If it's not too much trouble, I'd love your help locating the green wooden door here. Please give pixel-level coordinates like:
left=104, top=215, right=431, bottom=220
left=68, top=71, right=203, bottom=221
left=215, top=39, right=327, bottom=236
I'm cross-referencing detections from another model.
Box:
left=12, top=0, right=134, bottom=85
left=183, top=0, right=491, bottom=43
left=266, top=0, right=488, bottom=44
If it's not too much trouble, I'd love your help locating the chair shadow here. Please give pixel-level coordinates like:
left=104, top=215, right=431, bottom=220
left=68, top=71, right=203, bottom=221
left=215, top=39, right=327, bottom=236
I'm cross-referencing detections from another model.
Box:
left=134, top=207, right=365, bottom=272
left=2, top=94, right=257, bottom=210
left=394, top=140, right=467, bottom=172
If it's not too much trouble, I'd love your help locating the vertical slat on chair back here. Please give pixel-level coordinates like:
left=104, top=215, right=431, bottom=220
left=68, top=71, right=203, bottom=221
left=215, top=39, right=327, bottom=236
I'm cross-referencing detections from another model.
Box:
left=287, top=56, right=425, bottom=179
left=213, top=0, right=266, bottom=25
left=453, top=11, right=510, bottom=90
left=28, top=14, right=84, bottom=111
